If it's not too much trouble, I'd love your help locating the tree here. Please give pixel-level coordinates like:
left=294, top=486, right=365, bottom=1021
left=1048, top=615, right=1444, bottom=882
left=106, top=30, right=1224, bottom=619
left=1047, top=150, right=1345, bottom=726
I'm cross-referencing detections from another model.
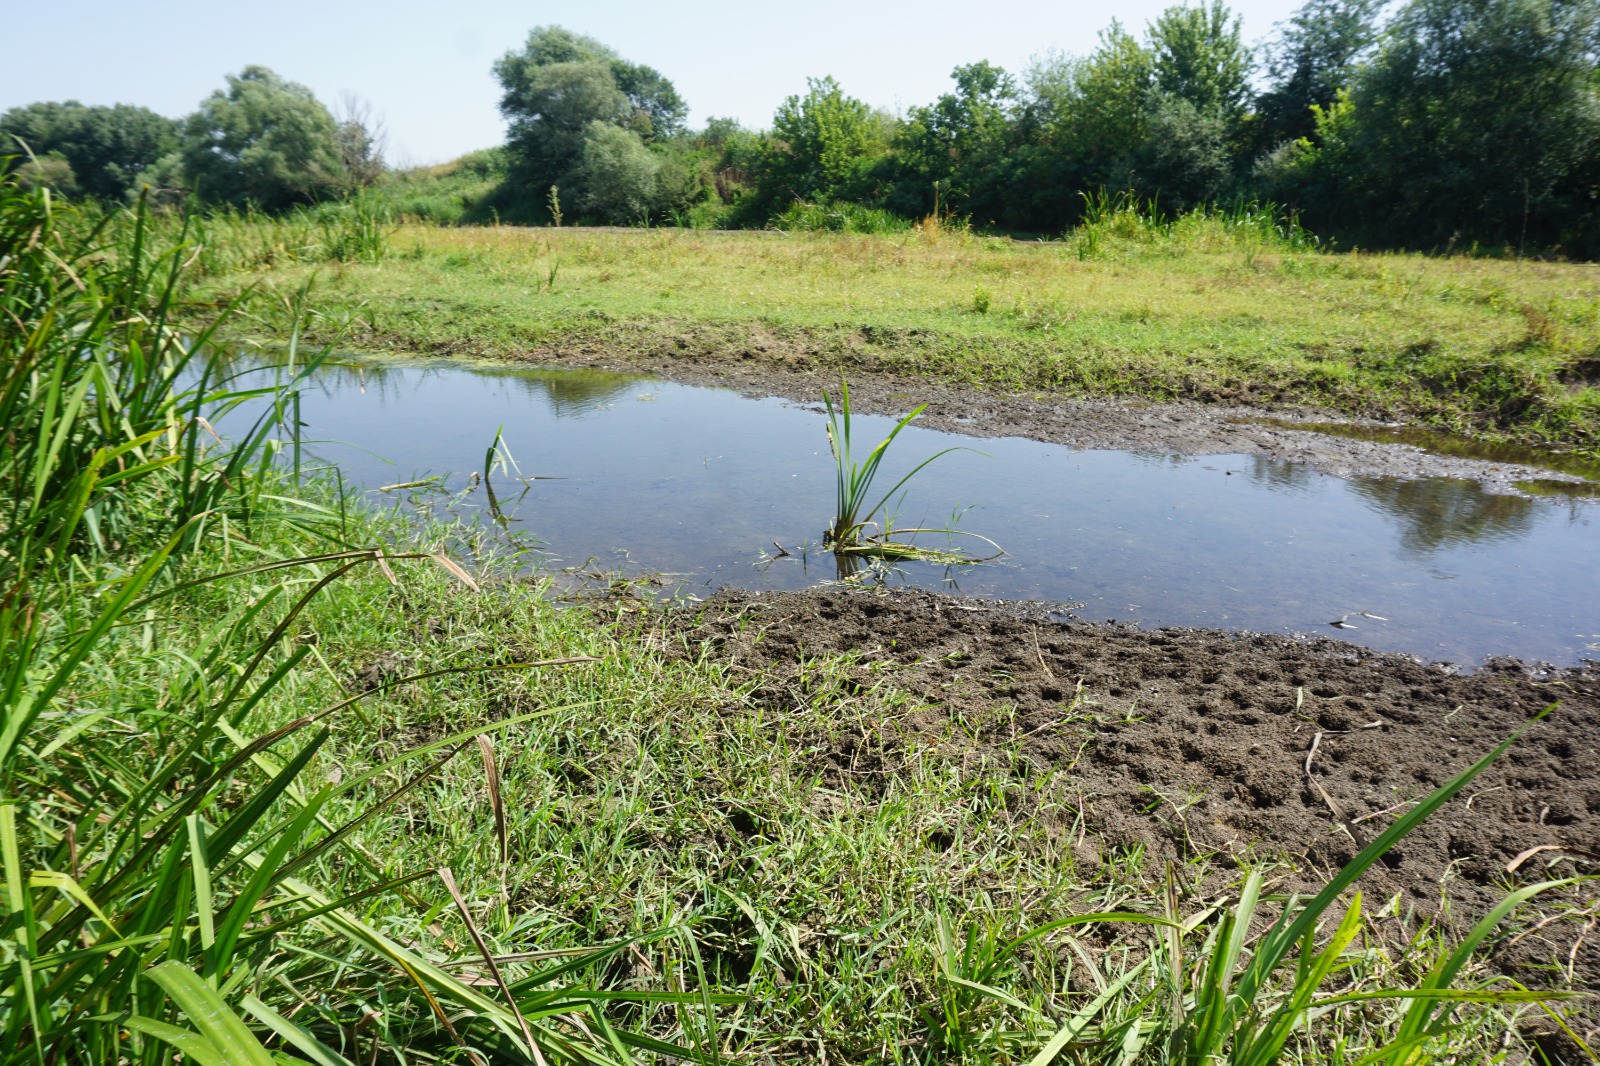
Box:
left=576, top=121, right=660, bottom=222
left=611, top=63, right=687, bottom=140
left=494, top=26, right=689, bottom=214
left=1147, top=0, right=1252, bottom=120
left=181, top=66, right=344, bottom=208
left=1138, top=93, right=1235, bottom=204
left=1049, top=23, right=1155, bottom=192
left=1255, top=0, right=1383, bottom=147
left=890, top=62, right=1020, bottom=221
left=0, top=101, right=179, bottom=200
left=334, top=92, right=387, bottom=188
left=756, top=76, right=890, bottom=210
left=497, top=59, right=627, bottom=192
left=1332, top=0, right=1600, bottom=248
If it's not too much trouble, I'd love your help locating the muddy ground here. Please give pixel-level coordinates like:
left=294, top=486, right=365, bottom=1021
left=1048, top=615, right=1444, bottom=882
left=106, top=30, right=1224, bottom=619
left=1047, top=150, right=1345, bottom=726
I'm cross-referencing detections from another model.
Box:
left=671, top=587, right=1600, bottom=1038
left=519, top=334, right=1595, bottom=495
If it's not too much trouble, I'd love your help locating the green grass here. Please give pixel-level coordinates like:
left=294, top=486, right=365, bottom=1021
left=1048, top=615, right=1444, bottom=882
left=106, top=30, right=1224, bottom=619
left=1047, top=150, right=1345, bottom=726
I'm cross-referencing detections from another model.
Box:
left=194, top=216, right=1600, bottom=451
left=6, top=177, right=1596, bottom=1064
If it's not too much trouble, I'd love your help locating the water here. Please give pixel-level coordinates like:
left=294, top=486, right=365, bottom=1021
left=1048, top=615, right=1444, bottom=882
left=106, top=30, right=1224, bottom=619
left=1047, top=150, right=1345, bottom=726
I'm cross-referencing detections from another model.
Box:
left=1240, top=417, right=1600, bottom=481
left=225, top=354, right=1600, bottom=667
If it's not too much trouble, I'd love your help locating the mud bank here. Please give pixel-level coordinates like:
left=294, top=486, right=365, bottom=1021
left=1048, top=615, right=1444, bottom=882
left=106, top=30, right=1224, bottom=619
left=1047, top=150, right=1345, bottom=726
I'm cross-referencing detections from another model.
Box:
left=515, top=342, right=1595, bottom=495
left=670, top=587, right=1600, bottom=1008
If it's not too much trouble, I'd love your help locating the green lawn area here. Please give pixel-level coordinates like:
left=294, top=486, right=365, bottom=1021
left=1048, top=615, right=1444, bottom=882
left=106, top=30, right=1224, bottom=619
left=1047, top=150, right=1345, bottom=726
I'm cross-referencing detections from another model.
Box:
left=223, top=221, right=1600, bottom=448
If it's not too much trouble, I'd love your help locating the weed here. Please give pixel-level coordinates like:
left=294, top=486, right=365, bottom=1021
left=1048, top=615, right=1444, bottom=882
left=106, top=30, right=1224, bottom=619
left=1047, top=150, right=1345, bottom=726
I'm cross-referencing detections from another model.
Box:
left=0, top=174, right=707, bottom=1063
left=821, top=380, right=976, bottom=558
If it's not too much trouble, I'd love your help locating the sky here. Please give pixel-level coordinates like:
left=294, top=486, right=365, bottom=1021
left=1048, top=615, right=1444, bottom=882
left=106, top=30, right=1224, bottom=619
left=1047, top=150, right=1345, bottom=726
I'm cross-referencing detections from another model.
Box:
left=4, top=0, right=1307, bottom=167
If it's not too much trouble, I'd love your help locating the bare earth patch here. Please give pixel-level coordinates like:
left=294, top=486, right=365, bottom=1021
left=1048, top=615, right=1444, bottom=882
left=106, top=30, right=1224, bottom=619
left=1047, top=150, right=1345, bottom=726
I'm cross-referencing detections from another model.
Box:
left=673, top=587, right=1600, bottom=1017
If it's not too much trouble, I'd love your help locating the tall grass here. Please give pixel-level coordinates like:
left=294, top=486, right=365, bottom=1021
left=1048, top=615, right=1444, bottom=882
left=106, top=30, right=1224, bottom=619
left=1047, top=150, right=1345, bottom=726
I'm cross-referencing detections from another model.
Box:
left=821, top=380, right=966, bottom=551
left=1072, top=189, right=1320, bottom=259
left=773, top=201, right=911, bottom=235
left=0, top=173, right=711, bottom=1063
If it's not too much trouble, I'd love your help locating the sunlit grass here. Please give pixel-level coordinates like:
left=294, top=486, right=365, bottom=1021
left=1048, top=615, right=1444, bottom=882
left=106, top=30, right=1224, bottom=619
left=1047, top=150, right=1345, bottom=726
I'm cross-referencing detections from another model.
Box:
left=7, top=180, right=1594, bottom=1062
left=200, top=218, right=1600, bottom=449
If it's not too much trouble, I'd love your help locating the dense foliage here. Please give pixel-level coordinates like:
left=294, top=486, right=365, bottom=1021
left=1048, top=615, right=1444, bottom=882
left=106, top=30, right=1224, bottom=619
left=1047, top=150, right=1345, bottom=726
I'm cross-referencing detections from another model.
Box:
left=448, top=0, right=1600, bottom=252
left=6, top=0, right=1599, bottom=252
left=3, top=67, right=381, bottom=208
left=0, top=100, right=179, bottom=199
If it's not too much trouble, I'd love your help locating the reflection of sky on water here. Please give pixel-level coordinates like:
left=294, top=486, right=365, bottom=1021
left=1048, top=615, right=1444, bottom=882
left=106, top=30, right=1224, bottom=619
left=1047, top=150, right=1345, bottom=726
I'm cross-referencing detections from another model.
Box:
left=216, top=354, right=1600, bottom=667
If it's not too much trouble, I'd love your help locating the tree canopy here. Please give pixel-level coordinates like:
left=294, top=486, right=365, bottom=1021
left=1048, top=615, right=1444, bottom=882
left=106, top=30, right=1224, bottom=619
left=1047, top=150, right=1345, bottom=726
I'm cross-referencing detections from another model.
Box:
left=0, top=101, right=179, bottom=200
left=494, top=26, right=690, bottom=213
left=180, top=66, right=345, bottom=208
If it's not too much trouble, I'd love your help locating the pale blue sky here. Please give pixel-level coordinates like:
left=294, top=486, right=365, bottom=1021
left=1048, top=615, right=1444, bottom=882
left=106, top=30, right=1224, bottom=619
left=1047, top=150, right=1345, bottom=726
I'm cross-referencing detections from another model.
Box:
left=5, top=0, right=1306, bottom=166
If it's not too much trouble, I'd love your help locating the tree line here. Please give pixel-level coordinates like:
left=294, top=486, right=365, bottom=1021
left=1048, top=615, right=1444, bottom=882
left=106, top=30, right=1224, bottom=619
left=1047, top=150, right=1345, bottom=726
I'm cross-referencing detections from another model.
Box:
left=482, top=0, right=1600, bottom=253
left=1, top=67, right=383, bottom=209
left=6, top=0, right=1598, bottom=253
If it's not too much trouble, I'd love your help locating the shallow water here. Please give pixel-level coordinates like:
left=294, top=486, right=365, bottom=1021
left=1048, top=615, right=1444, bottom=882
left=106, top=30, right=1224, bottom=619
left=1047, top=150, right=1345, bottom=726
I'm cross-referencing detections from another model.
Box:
left=227, top=355, right=1600, bottom=667
left=1241, top=417, right=1600, bottom=481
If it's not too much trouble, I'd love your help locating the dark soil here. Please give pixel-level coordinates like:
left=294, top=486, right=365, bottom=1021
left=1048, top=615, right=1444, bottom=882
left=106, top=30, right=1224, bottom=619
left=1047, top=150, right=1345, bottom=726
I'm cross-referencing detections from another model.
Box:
left=672, top=586, right=1600, bottom=1029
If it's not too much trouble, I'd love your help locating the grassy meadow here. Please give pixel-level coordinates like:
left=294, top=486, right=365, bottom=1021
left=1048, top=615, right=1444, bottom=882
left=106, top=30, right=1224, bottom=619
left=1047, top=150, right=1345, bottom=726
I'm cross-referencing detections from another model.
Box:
left=200, top=207, right=1600, bottom=452
left=4, top=180, right=1597, bottom=1066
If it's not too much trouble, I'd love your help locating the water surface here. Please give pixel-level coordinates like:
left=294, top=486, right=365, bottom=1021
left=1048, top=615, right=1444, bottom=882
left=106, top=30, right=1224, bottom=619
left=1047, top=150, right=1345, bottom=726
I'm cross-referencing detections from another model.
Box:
left=228, top=355, right=1600, bottom=668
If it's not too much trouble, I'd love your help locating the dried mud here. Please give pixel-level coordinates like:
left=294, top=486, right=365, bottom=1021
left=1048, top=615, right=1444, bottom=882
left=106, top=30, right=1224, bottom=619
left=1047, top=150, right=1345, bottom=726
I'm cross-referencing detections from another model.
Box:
left=672, top=587, right=1600, bottom=1027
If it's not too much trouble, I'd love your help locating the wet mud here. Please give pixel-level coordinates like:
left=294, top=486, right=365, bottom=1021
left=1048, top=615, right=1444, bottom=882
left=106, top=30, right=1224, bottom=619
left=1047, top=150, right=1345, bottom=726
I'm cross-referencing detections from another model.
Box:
left=519, top=331, right=1597, bottom=496
left=672, top=587, right=1600, bottom=1024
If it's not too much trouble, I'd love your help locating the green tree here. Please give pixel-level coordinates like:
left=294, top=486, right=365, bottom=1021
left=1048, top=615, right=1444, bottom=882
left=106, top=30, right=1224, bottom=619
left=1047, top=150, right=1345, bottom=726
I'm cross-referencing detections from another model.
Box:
left=1333, top=0, right=1600, bottom=249
left=496, top=58, right=628, bottom=193
left=756, top=77, right=890, bottom=208
left=1139, top=93, right=1235, bottom=204
left=890, top=61, right=1020, bottom=222
left=1047, top=24, right=1155, bottom=193
left=1147, top=0, right=1252, bottom=119
left=0, top=101, right=179, bottom=200
left=576, top=121, right=660, bottom=222
left=181, top=66, right=344, bottom=208
left=1255, top=0, right=1383, bottom=147
left=1136, top=0, right=1253, bottom=204
left=494, top=26, right=688, bottom=216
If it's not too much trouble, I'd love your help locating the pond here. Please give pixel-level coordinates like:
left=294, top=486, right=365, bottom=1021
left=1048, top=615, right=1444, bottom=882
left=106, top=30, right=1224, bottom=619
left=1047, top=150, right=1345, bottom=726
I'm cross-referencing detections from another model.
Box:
left=227, top=354, right=1599, bottom=668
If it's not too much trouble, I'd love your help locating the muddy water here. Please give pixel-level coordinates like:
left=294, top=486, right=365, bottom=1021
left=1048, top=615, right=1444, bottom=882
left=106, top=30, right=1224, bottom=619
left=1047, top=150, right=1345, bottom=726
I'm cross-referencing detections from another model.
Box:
left=238, top=355, right=1599, bottom=667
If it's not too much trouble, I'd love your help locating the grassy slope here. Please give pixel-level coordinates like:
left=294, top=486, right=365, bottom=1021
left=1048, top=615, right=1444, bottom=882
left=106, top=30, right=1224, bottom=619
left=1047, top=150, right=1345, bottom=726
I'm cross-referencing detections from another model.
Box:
left=224, top=222, right=1600, bottom=449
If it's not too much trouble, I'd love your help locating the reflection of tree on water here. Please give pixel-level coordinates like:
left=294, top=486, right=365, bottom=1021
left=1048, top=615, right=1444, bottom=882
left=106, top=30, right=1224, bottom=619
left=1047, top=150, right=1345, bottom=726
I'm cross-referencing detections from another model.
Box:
left=215, top=353, right=643, bottom=417
left=512, top=369, right=641, bottom=417
left=1245, top=456, right=1316, bottom=493
left=1350, top=477, right=1535, bottom=554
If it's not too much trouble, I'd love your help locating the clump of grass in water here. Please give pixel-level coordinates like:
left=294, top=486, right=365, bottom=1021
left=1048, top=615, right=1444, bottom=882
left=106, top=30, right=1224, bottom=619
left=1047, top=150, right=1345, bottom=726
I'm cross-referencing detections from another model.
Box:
left=822, top=379, right=1000, bottom=566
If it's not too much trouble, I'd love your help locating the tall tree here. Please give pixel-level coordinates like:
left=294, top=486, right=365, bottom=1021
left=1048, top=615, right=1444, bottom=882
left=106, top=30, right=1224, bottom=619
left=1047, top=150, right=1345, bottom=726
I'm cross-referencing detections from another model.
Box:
left=1255, top=0, right=1383, bottom=147
left=1050, top=22, right=1156, bottom=190
left=1336, top=0, right=1600, bottom=247
left=890, top=62, right=1019, bottom=221
left=181, top=66, right=344, bottom=208
left=757, top=77, right=889, bottom=207
left=0, top=101, right=179, bottom=200
left=1147, top=0, right=1252, bottom=119
left=494, top=26, right=688, bottom=210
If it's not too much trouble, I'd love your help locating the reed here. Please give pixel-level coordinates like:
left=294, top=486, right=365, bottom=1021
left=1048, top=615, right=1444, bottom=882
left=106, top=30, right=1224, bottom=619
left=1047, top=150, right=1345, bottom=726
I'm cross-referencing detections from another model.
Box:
left=821, top=379, right=968, bottom=554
